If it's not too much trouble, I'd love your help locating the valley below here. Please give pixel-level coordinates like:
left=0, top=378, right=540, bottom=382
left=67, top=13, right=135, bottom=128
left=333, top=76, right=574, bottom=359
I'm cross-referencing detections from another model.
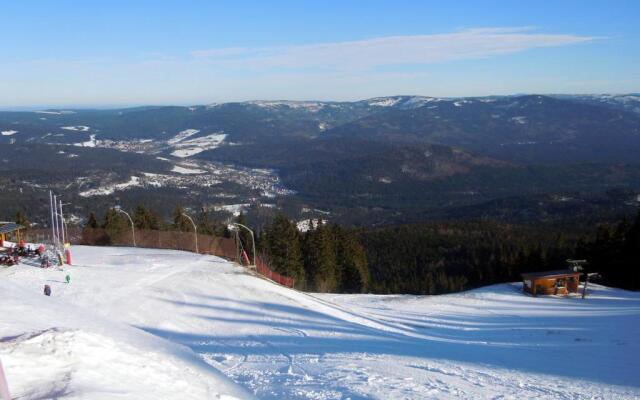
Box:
left=2, top=94, right=640, bottom=227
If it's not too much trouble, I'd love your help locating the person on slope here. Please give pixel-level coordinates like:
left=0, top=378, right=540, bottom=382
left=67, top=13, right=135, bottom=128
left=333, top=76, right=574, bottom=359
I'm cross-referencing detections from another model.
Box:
left=40, top=254, right=51, bottom=268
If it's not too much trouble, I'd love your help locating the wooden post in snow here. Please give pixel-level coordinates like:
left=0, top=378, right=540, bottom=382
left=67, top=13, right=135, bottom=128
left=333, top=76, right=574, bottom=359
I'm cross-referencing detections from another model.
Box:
left=582, top=272, right=600, bottom=299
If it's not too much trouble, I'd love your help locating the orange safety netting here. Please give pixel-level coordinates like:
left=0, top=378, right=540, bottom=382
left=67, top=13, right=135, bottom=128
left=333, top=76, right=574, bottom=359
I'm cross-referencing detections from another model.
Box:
left=255, top=255, right=295, bottom=288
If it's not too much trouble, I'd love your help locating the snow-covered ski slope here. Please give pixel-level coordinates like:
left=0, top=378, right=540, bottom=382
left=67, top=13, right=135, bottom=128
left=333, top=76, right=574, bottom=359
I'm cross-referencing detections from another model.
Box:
left=1, top=246, right=639, bottom=399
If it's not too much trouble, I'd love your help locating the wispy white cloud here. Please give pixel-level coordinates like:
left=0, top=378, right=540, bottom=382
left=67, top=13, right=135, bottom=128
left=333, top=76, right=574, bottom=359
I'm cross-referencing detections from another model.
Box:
left=191, top=27, right=596, bottom=71
left=0, top=27, right=604, bottom=106
left=191, top=47, right=253, bottom=58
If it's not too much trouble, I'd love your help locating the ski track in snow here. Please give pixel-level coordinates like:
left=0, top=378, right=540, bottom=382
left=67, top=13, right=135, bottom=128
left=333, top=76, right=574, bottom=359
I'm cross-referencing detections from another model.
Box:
left=1, top=246, right=639, bottom=399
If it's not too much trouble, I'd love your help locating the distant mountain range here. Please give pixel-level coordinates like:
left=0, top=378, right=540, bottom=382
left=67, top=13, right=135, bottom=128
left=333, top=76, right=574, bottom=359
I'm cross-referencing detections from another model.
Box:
left=1, top=94, right=639, bottom=226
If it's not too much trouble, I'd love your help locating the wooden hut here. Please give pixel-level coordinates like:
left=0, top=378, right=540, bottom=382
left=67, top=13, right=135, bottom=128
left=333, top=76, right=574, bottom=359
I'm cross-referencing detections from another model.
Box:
left=521, top=269, right=581, bottom=296
left=0, top=222, right=24, bottom=247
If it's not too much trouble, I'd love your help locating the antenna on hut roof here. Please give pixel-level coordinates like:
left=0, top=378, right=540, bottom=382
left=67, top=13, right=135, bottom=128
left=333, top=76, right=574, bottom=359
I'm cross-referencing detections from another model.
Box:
left=566, top=259, right=587, bottom=272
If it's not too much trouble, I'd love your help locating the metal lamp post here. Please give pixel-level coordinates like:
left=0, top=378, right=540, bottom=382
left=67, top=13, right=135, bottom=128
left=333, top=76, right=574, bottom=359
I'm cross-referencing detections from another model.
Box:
left=115, top=207, right=136, bottom=247
left=52, top=193, right=60, bottom=249
left=49, top=191, right=57, bottom=248
left=58, top=201, right=71, bottom=246
left=228, top=222, right=256, bottom=267
left=181, top=212, right=199, bottom=253
left=54, top=212, right=68, bottom=247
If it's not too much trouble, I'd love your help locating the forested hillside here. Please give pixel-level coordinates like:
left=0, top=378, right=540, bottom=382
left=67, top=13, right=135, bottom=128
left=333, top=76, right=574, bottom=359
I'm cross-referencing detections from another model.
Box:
left=2, top=95, right=640, bottom=227
left=74, top=205, right=639, bottom=294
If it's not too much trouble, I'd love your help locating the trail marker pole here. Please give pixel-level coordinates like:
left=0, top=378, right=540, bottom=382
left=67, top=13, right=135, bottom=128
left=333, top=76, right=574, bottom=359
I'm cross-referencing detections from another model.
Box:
left=582, top=272, right=601, bottom=299
left=567, top=260, right=591, bottom=299
left=582, top=276, right=589, bottom=299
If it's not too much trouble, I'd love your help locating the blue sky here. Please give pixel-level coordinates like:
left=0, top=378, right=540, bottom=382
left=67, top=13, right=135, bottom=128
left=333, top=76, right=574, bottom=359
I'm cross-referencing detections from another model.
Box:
left=1, top=0, right=639, bottom=107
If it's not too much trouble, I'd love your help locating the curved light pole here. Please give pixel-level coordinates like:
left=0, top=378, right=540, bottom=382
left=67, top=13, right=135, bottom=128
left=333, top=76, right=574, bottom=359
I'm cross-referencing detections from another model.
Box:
left=228, top=222, right=255, bottom=267
left=181, top=212, right=198, bottom=253
left=115, top=207, right=136, bottom=247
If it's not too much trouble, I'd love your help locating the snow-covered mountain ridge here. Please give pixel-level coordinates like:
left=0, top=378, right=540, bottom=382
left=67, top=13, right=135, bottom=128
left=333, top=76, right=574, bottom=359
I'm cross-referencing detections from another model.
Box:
left=1, top=246, right=639, bottom=399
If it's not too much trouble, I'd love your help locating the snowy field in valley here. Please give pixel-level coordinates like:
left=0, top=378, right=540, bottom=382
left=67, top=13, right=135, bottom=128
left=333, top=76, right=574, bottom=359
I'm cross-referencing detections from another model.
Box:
left=1, top=246, right=639, bottom=399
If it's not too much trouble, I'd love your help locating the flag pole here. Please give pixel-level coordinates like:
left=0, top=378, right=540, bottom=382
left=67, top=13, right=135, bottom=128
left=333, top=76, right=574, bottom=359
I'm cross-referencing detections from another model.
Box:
left=49, top=191, right=56, bottom=248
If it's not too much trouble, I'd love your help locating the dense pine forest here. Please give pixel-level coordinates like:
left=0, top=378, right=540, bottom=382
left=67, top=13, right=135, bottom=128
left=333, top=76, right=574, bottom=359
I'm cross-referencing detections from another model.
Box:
left=255, top=212, right=639, bottom=294
left=8, top=205, right=640, bottom=295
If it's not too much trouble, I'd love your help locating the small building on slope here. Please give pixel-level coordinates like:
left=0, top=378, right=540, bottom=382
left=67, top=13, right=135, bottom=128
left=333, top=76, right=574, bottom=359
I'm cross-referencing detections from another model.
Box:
left=0, top=222, right=25, bottom=247
left=521, top=269, right=581, bottom=296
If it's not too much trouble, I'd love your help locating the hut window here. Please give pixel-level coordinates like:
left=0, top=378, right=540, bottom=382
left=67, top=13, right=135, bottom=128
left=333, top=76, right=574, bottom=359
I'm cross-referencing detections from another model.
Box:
left=556, top=279, right=566, bottom=288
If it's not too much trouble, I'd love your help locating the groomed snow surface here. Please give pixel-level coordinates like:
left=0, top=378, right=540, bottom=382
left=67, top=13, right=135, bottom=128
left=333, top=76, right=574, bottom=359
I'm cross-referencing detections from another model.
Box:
left=170, top=132, right=227, bottom=158
left=1, top=246, right=639, bottom=400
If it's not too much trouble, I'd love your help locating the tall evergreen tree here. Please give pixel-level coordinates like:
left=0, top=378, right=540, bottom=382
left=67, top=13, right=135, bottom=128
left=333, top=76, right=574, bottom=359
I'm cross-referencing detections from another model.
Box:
left=196, top=208, right=215, bottom=235
left=103, top=208, right=129, bottom=242
left=133, top=204, right=160, bottom=230
left=15, top=210, right=29, bottom=229
left=623, top=211, right=640, bottom=289
left=262, top=214, right=305, bottom=287
left=332, top=225, right=370, bottom=293
left=303, top=224, right=339, bottom=292
left=577, top=209, right=640, bottom=290
left=86, top=212, right=98, bottom=229
left=173, top=206, right=192, bottom=232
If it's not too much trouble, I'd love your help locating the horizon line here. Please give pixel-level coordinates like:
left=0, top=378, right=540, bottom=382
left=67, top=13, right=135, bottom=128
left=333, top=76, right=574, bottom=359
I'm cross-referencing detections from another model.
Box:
left=1, top=92, right=638, bottom=111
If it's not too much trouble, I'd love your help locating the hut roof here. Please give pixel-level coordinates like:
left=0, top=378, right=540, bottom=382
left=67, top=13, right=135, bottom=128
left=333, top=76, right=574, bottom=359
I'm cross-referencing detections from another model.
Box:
left=0, top=223, right=25, bottom=235
left=521, top=269, right=581, bottom=280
